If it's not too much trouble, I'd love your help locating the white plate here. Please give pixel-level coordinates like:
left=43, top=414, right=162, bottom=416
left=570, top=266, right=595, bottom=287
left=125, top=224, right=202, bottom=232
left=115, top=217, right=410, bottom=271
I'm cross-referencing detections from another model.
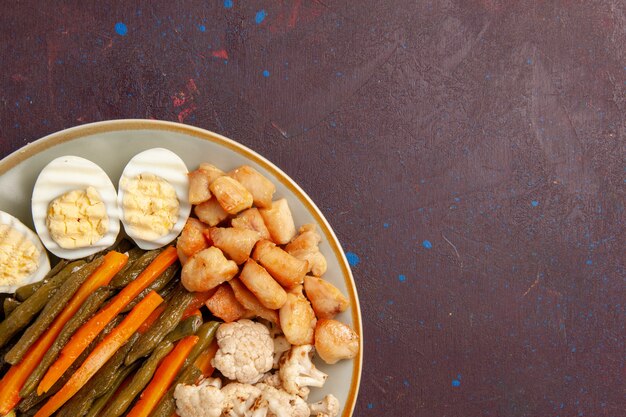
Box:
left=0, top=119, right=362, bottom=416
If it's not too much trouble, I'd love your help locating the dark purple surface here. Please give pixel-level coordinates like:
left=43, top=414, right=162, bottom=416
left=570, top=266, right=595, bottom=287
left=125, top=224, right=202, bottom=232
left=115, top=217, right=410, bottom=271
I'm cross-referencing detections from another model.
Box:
left=1, top=1, right=625, bottom=416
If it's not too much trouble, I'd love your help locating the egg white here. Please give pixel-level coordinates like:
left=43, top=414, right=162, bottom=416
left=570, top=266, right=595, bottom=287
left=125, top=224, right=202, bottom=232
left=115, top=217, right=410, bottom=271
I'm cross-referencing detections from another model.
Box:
left=31, top=156, right=121, bottom=260
left=0, top=210, right=51, bottom=293
left=117, top=148, right=191, bottom=250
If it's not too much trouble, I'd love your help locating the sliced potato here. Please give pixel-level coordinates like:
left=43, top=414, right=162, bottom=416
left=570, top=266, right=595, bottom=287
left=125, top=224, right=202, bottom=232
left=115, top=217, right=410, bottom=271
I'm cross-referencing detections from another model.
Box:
left=285, top=224, right=327, bottom=277
left=199, top=163, right=225, bottom=182
left=228, top=277, right=279, bottom=323
left=252, top=240, right=308, bottom=289
left=181, top=246, right=238, bottom=292
left=303, top=275, right=349, bottom=319
left=209, top=176, right=253, bottom=215
left=279, top=286, right=316, bottom=345
left=176, top=218, right=209, bottom=265
left=314, top=319, right=359, bottom=364
left=208, top=227, right=261, bottom=265
left=239, top=259, right=287, bottom=310
left=259, top=198, right=296, bottom=244
left=231, top=208, right=271, bottom=240
left=205, top=283, right=250, bottom=323
left=228, top=165, right=276, bottom=208
left=194, top=198, right=229, bottom=227
left=188, top=170, right=212, bottom=205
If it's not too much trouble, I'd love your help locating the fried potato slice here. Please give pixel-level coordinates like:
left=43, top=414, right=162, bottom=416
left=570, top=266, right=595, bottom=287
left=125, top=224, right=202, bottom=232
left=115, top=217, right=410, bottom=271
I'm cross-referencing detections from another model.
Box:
left=228, top=277, right=279, bottom=323
left=181, top=246, right=238, bottom=292
left=259, top=198, right=296, bottom=244
left=208, top=227, right=261, bottom=265
left=210, top=176, right=253, bottom=215
left=314, top=319, right=359, bottom=364
left=285, top=224, right=327, bottom=277
left=205, top=283, right=251, bottom=323
left=176, top=218, right=210, bottom=265
left=229, top=165, right=276, bottom=208
left=194, top=197, right=229, bottom=227
left=303, top=275, right=349, bottom=319
left=231, top=208, right=271, bottom=240
left=239, top=259, right=287, bottom=310
left=279, top=286, right=316, bottom=345
left=252, top=240, right=308, bottom=289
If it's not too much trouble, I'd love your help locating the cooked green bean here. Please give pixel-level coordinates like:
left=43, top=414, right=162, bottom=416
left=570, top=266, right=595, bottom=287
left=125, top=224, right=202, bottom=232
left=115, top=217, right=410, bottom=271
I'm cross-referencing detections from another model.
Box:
left=125, top=286, right=195, bottom=365
left=4, top=297, right=21, bottom=317
left=84, top=363, right=139, bottom=417
left=110, top=248, right=162, bottom=289
left=20, top=286, right=114, bottom=398
left=6, top=257, right=104, bottom=364
left=0, top=260, right=85, bottom=349
left=151, top=365, right=202, bottom=417
left=101, top=341, right=174, bottom=417
left=14, top=260, right=69, bottom=302
left=57, top=332, right=140, bottom=417
left=163, top=315, right=202, bottom=344
left=122, top=263, right=179, bottom=313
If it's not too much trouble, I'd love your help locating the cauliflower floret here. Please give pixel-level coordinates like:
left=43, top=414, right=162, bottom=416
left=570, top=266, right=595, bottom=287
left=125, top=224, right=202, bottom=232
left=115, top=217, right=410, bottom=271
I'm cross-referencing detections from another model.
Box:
left=256, top=383, right=310, bottom=417
left=279, top=345, right=328, bottom=398
left=221, top=382, right=267, bottom=417
left=174, top=378, right=225, bottom=417
left=259, top=372, right=282, bottom=389
left=213, top=320, right=274, bottom=384
left=272, top=335, right=291, bottom=369
left=308, top=395, right=340, bottom=417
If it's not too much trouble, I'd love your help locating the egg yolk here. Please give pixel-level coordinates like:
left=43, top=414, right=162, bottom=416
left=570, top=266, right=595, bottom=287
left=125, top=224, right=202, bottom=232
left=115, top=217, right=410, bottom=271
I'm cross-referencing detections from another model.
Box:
left=121, top=173, right=180, bottom=241
left=0, top=224, right=40, bottom=286
left=46, top=186, right=110, bottom=249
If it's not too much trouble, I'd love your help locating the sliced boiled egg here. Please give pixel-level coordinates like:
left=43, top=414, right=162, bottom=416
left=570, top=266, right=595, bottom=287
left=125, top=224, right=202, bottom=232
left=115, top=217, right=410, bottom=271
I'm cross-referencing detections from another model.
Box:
left=0, top=210, right=51, bottom=293
left=117, top=148, right=191, bottom=250
left=32, top=156, right=120, bottom=260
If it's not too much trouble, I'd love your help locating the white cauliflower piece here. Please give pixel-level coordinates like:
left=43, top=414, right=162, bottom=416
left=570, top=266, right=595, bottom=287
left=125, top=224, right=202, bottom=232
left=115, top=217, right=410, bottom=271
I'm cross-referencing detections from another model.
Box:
left=213, top=319, right=274, bottom=384
left=279, top=345, right=328, bottom=398
left=308, top=395, right=340, bottom=417
left=221, top=382, right=267, bottom=417
left=174, top=378, right=225, bottom=417
left=272, top=336, right=291, bottom=369
left=259, top=372, right=282, bottom=389
left=256, top=383, right=310, bottom=417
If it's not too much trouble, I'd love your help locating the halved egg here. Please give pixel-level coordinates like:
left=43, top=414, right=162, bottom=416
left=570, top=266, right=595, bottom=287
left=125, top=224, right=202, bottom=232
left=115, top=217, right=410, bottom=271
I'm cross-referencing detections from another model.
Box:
left=32, top=156, right=120, bottom=260
left=117, top=148, right=191, bottom=250
left=0, top=210, right=51, bottom=293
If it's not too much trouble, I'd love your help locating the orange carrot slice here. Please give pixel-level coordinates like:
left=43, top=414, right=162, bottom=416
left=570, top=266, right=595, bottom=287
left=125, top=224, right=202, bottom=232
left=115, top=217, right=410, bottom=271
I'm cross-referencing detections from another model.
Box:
left=137, top=303, right=167, bottom=334
left=126, top=335, right=199, bottom=417
left=39, top=246, right=177, bottom=394
left=194, top=339, right=219, bottom=378
left=0, top=251, right=128, bottom=414
left=34, top=291, right=164, bottom=417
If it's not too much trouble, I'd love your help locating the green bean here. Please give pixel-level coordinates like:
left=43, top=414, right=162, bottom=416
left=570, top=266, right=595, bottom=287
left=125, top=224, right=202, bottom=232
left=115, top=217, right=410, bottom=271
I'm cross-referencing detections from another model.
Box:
left=57, top=332, right=140, bottom=417
left=151, top=365, right=202, bottom=417
left=125, top=286, right=195, bottom=365
left=159, top=278, right=180, bottom=301
left=84, top=363, right=139, bottom=417
left=122, top=263, right=179, bottom=313
left=101, top=341, right=174, bottom=417
left=20, top=286, right=114, bottom=398
left=110, top=249, right=162, bottom=289
left=0, top=260, right=85, bottom=349
left=4, top=297, right=21, bottom=316
left=6, top=257, right=104, bottom=365
left=163, top=315, right=202, bottom=344
left=14, top=260, right=69, bottom=302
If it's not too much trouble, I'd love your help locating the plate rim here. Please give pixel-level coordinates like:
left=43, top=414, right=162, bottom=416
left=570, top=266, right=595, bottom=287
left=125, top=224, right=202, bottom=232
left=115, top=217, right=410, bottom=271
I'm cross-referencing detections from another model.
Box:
left=0, top=119, right=363, bottom=417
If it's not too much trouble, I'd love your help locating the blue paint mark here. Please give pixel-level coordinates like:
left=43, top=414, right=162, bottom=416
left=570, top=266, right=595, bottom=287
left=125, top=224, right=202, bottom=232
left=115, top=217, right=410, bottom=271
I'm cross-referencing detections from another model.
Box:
left=527, top=58, right=533, bottom=65
left=485, top=73, right=492, bottom=80
left=198, top=24, right=206, bottom=32
left=586, top=259, right=593, bottom=265
left=262, top=69, right=270, bottom=77
left=114, top=22, right=128, bottom=36
left=403, top=379, right=410, bottom=387
left=383, top=222, right=389, bottom=228
left=336, top=71, right=343, bottom=77
left=452, top=379, right=461, bottom=387
left=367, top=403, right=374, bottom=409
left=398, top=274, right=406, bottom=282
left=454, top=197, right=461, bottom=202
left=422, top=240, right=433, bottom=249
left=346, top=252, right=360, bottom=266
left=255, top=9, right=267, bottom=24
left=531, top=200, right=539, bottom=207
left=224, top=0, right=233, bottom=8
left=329, top=121, right=336, bottom=127
left=457, top=374, right=462, bottom=380
left=387, top=300, right=394, bottom=305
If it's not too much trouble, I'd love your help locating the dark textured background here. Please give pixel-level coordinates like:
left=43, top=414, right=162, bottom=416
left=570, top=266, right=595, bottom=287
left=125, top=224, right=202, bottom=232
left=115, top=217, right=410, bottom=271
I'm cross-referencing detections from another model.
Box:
left=1, top=1, right=625, bottom=416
